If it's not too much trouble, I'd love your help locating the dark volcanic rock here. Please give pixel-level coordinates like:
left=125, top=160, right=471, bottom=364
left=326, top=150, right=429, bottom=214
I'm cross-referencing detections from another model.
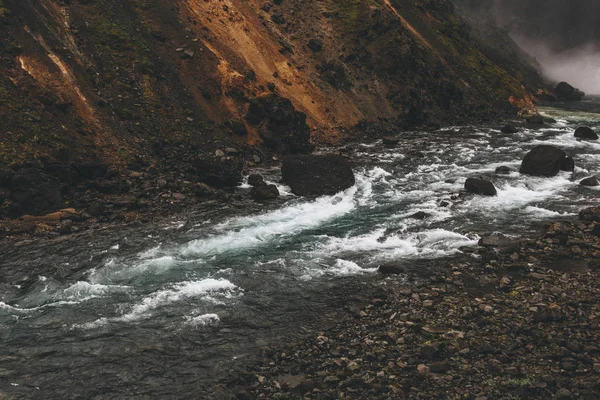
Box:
left=245, top=95, right=313, bottom=154
left=495, top=166, right=512, bottom=175
left=579, top=207, right=600, bottom=222
left=561, top=156, right=575, bottom=172
left=526, top=115, right=545, bottom=124
left=382, top=136, right=400, bottom=146
left=574, top=127, right=598, bottom=140
left=10, top=169, right=63, bottom=215
left=554, top=82, right=584, bottom=101
left=251, top=184, right=280, bottom=201
left=520, top=145, right=569, bottom=177
left=247, top=174, right=265, bottom=187
left=501, top=125, right=518, bottom=133
left=580, top=176, right=600, bottom=187
left=281, top=154, right=355, bottom=196
left=190, top=155, right=243, bottom=187
left=465, top=177, right=497, bottom=196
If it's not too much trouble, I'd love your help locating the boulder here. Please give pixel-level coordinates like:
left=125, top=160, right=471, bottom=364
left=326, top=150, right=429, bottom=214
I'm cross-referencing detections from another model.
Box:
left=579, top=207, right=600, bottom=222
left=574, top=127, right=598, bottom=140
left=10, top=169, right=63, bottom=216
left=500, top=125, right=518, bottom=134
left=580, top=176, right=600, bottom=187
left=464, top=178, right=497, bottom=196
left=520, top=145, right=569, bottom=177
left=189, top=155, right=243, bottom=187
left=250, top=184, right=280, bottom=201
left=281, top=154, right=355, bottom=196
left=495, top=166, right=512, bottom=175
left=248, top=174, right=265, bottom=187
left=410, top=211, right=430, bottom=220
left=561, top=157, right=575, bottom=172
left=382, top=136, right=400, bottom=146
left=554, top=82, right=584, bottom=101
left=526, top=115, right=545, bottom=124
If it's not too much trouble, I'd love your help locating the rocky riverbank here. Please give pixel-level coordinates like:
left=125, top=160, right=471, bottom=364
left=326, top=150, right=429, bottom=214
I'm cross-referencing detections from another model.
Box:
left=232, top=210, right=600, bottom=399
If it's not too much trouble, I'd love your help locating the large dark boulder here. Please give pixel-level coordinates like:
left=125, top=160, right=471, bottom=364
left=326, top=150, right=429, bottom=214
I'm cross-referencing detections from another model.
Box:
left=554, top=82, right=585, bottom=101
left=464, top=177, right=497, bottom=196
left=10, top=169, right=63, bottom=215
left=281, top=154, right=355, bottom=196
left=245, top=95, right=313, bottom=154
left=189, top=155, right=243, bottom=187
left=574, top=127, right=598, bottom=140
left=526, top=115, right=545, bottom=124
left=519, top=145, right=570, bottom=177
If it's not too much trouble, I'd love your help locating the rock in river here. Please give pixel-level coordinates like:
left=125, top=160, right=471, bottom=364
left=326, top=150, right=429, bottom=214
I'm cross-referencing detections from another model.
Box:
left=580, top=176, right=599, bottom=187
left=574, top=127, right=598, bottom=141
left=464, top=177, right=497, bottom=196
left=250, top=184, right=280, bottom=201
left=519, top=145, right=571, bottom=177
left=281, top=154, right=355, bottom=196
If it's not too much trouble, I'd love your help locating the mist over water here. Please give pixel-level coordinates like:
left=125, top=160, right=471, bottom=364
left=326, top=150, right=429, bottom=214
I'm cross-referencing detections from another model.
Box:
left=514, top=39, right=600, bottom=95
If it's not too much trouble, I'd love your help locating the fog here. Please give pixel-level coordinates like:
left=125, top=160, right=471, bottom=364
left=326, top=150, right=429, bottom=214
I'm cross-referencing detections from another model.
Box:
left=454, top=0, right=600, bottom=94
left=515, top=39, right=600, bottom=95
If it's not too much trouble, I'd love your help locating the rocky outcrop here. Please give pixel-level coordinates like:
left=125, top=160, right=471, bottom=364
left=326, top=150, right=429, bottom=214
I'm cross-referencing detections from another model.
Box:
left=464, top=178, right=497, bottom=196
left=189, top=156, right=243, bottom=188
left=245, top=95, right=313, bottom=154
left=574, top=127, right=598, bottom=140
left=281, top=154, right=355, bottom=196
left=9, top=169, right=64, bottom=215
left=554, top=82, right=585, bottom=102
left=520, top=145, right=571, bottom=177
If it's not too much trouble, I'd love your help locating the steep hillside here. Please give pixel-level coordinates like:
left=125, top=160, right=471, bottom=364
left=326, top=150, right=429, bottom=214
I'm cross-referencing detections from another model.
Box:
left=0, top=0, right=543, bottom=220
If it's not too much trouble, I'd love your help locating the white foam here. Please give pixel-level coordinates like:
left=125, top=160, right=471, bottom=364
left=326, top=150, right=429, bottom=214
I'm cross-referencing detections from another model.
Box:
left=60, top=282, right=130, bottom=302
left=184, top=313, right=220, bottom=327
left=523, top=206, right=576, bottom=218
left=119, top=278, right=240, bottom=321
left=313, top=228, right=477, bottom=261
left=329, top=259, right=377, bottom=276
left=181, top=186, right=358, bottom=257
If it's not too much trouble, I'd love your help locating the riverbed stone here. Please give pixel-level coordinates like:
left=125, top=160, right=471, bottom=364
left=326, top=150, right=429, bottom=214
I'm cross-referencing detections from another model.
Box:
left=250, top=184, right=279, bottom=201
left=520, top=145, right=569, bottom=177
left=580, top=176, right=599, bottom=186
left=574, top=127, right=598, bottom=140
left=465, top=178, right=497, bottom=196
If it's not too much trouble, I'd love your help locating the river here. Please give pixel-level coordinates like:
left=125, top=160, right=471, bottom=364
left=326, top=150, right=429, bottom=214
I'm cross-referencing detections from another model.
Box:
left=1, top=100, right=599, bottom=398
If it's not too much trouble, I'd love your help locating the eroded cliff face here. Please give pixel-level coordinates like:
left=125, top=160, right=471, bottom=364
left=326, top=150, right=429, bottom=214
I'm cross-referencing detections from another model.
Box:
left=0, top=0, right=540, bottom=168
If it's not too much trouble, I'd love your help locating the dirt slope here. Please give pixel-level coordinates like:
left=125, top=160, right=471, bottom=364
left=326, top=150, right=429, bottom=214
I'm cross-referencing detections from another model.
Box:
left=0, top=0, right=540, bottom=167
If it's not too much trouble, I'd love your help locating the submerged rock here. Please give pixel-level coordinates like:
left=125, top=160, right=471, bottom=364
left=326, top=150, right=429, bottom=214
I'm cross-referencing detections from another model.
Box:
left=281, top=154, right=355, bottom=196
left=251, top=184, right=280, bottom=201
left=520, top=145, right=570, bottom=177
left=382, top=136, right=400, bottom=146
left=247, top=174, right=265, bottom=187
left=495, top=166, right=512, bottom=175
left=464, top=177, right=497, bottom=196
left=574, top=127, right=598, bottom=140
left=580, top=176, right=599, bottom=187
left=500, top=125, right=518, bottom=134
left=526, top=115, right=545, bottom=124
